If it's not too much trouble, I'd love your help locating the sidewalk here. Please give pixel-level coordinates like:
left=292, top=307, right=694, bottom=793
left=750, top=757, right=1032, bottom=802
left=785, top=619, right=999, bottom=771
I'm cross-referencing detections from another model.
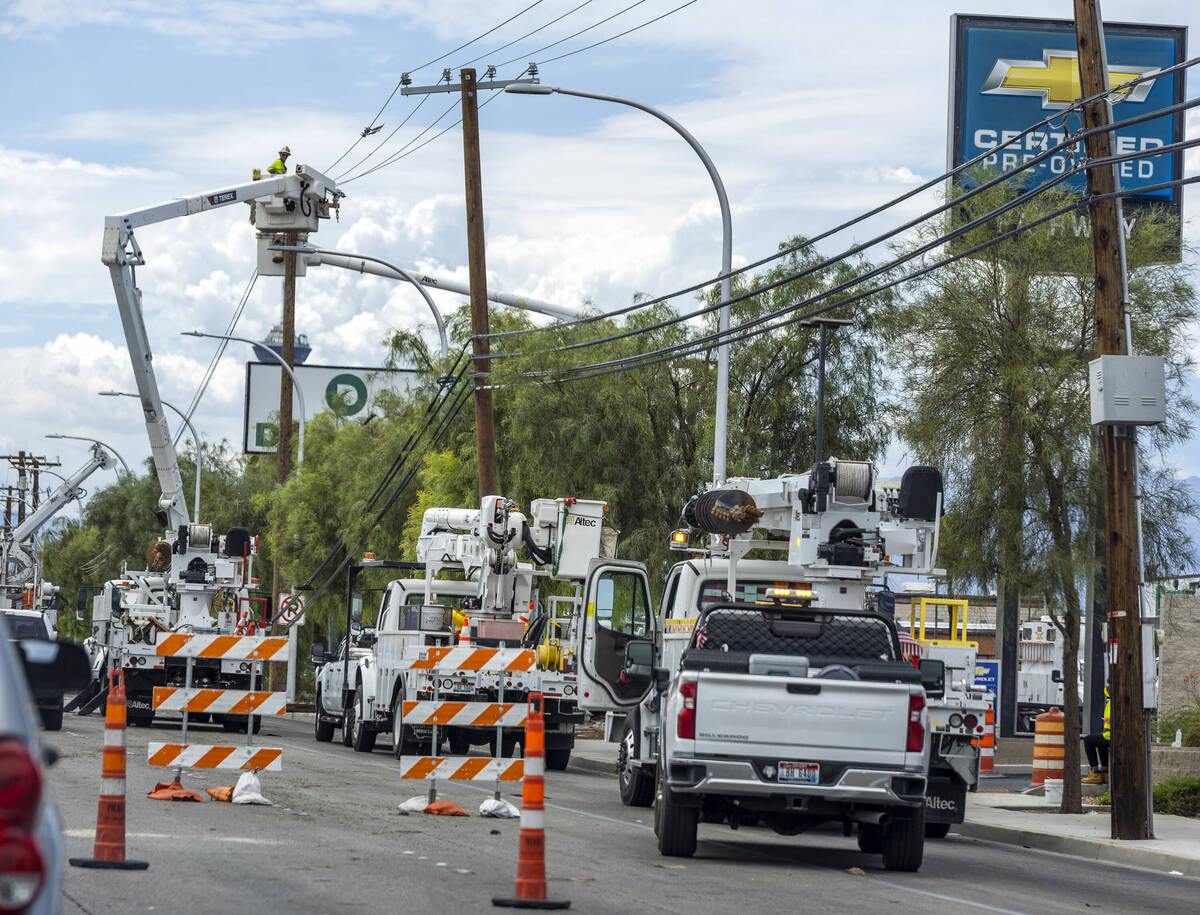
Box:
left=568, top=739, right=1200, bottom=876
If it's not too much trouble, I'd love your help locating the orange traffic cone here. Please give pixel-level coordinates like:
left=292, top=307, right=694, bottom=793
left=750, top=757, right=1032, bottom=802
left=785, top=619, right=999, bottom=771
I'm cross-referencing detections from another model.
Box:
left=492, top=692, right=568, bottom=910
left=69, top=670, right=149, bottom=870
left=978, top=703, right=997, bottom=776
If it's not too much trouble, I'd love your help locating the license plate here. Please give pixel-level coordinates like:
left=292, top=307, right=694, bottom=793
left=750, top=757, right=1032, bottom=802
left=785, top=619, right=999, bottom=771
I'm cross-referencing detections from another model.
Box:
left=778, top=761, right=819, bottom=784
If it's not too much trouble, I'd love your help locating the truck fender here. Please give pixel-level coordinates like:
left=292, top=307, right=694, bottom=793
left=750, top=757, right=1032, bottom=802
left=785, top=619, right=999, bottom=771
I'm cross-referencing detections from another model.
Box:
left=356, top=660, right=377, bottom=716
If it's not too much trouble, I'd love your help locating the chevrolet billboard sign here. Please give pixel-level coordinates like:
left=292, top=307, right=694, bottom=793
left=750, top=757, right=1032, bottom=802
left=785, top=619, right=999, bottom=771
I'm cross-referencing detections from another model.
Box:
left=949, top=15, right=1186, bottom=250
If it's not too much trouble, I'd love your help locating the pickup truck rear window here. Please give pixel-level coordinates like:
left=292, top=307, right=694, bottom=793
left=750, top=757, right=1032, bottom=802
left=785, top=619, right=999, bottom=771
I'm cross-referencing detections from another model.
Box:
left=2, top=615, right=48, bottom=641
left=690, top=607, right=898, bottom=662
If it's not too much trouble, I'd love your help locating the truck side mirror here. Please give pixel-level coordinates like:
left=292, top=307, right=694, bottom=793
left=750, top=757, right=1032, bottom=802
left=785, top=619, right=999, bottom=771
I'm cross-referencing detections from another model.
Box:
left=310, top=641, right=327, bottom=666
left=18, top=640, right=93, bottom=693
left=918, top=658, right=945, bottom=699
left=1051, top=669, right=1063, bottom=684
left=351, top=593, right=364, bottom=624
left=110, top=587, right=122, bottom=614
left=76, top=587, right=89, bottom=612
left=622, top=639, right=655, bottom=685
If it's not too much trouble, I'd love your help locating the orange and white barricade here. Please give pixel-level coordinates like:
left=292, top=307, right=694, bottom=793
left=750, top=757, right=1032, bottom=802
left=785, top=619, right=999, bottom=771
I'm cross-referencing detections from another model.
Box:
left=978, top=700, right=997, bottom=775
left=398, top=647, right=534, bottom=802
left=1032, top=707, right=1065, bottom=786
left=148, top=634, right=285, bottom=780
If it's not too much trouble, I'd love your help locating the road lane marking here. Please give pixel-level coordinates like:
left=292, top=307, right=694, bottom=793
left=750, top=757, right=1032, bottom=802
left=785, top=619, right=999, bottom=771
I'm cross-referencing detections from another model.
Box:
left=64, top=830, right=286, bottom=846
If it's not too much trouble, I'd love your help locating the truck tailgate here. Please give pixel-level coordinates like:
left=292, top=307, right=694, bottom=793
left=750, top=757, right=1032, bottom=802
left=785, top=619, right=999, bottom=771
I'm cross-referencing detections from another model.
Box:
left=693, top=671, right=915, bottom=767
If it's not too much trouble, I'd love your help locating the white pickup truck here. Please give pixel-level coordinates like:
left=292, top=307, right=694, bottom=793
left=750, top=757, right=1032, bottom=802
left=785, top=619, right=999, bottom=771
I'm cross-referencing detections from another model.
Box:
left=640, top=602, right=939, bottom=871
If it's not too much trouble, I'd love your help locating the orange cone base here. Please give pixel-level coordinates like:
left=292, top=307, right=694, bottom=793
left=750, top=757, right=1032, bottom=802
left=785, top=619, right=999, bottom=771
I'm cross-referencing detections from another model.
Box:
left=491, top=898, right=569, bottom=910
left=69, top=857, right=149, bottom=870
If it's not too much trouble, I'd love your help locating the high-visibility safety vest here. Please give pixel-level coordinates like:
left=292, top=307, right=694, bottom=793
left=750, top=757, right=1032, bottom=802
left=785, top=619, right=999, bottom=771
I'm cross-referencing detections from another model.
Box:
left=1103, top=699, right=1111, bottom=741
left=267, top=158, right=287, bottom=175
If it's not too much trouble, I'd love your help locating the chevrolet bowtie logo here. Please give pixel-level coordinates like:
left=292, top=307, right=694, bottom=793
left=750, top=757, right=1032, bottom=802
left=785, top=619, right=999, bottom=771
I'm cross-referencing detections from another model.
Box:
left=982, top=50, right=1159, bottom=109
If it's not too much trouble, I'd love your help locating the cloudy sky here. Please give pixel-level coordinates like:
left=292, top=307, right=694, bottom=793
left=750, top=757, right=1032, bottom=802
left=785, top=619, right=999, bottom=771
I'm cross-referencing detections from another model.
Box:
left=2, top=0, right=1198, bottom=519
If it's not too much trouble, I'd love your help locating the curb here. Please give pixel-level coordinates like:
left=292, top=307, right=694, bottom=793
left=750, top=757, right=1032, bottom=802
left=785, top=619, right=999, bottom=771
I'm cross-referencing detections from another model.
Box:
left=955, top=821, right=1200, bottom=877
left=569, top=755, right=616, bottom=776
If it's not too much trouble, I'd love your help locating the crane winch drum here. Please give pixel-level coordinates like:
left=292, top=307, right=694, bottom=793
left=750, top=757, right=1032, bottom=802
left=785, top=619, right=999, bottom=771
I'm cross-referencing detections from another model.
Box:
left=682, top=489, right=764, bottom=536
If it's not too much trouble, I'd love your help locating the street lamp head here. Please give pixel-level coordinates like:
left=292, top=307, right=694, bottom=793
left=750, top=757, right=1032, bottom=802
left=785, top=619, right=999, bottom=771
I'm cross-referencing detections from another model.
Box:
left=98, top=390, right=123, bottom=397
left=503, top=83, right=555, bottom=96
left=181, top=330, right=206, bottom=338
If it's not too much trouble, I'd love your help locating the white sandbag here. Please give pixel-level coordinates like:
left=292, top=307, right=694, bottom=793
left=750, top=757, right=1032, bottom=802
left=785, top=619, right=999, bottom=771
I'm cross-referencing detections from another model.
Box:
left=232, top=768, right=271, bottom=805
left=398, top=796, right=429, bottom=813
left=479, top=798, right=519, bottom=818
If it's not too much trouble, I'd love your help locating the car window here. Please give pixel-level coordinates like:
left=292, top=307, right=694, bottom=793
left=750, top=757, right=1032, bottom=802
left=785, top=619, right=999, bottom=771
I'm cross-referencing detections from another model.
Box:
left=3, top=615, right=48, bottom=640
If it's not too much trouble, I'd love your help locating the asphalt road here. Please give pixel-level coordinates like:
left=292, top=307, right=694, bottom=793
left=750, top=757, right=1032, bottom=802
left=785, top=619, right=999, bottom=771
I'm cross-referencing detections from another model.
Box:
left=46, top=712, right=1197, bottom=914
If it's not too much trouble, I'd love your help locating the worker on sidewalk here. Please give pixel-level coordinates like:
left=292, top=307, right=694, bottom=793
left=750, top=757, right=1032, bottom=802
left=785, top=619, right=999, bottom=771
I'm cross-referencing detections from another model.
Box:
left=268, top=146, right=291, bottom=175
left=1082, top=686, right=1111, bottom=784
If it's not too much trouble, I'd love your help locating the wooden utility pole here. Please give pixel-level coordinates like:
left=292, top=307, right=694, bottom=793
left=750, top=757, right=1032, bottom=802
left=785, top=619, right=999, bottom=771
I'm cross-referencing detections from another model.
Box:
left=1073, top=0, right=1149, bottom=840
left=271, top=230, right=299, bottom=684
left=460, top=68, right=499, bottom=499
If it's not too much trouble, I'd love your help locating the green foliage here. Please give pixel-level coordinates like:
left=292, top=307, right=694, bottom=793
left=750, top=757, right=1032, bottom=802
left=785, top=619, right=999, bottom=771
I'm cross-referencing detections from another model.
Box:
left=1153, top=778, right=1200, bottom=818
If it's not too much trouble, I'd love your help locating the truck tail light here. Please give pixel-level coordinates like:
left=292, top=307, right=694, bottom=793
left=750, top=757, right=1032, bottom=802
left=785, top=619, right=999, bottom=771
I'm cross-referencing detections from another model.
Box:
left=0, top=740, right=41, bottom=829
left=0, top=828, right=45, bottom=912
left=907, top=693, right=926, bottom=752
left=677, top=678, right=697, bottom=739
left=0, top=739, right=45, bottom=912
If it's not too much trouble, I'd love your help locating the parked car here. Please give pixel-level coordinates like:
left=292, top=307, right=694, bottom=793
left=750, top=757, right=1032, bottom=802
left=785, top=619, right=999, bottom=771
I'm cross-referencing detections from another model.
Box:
left=0, top=613, right=91, bottom=913
left=2, top=609, right=66, bottom=730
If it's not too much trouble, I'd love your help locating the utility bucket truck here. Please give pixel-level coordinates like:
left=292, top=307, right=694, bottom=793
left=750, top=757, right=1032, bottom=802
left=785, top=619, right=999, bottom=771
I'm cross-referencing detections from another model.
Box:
left=80, top=165, right=342, bottom=723
left=595, top=458, right=952, bottom=869
left=315, top=495, right=649, bottom=771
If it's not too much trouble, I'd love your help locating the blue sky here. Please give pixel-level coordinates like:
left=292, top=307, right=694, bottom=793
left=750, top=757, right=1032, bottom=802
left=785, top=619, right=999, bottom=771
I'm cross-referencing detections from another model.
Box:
left=1, top=1, right=1198, bottom=532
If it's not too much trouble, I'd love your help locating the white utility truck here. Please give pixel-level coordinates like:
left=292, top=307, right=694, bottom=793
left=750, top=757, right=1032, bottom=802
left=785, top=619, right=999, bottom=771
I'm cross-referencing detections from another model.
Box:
left=79, top=165, right=341, bottom=724
left=1016, top=616, right=1086, bottom=733
left=599, top=459, right=949, bottom=869
left=316, top=496, right=639, bottom=770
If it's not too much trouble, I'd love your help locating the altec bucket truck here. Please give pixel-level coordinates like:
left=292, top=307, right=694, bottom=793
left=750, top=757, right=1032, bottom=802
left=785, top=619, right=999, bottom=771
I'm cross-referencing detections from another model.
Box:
left=1, top=443, right=118, bottom=630
left=81, top=166, right=342, bottom=724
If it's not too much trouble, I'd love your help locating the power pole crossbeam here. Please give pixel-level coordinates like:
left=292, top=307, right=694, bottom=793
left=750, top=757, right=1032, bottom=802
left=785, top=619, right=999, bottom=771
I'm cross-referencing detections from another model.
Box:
left=1073, top=0, right=1150, bottom=840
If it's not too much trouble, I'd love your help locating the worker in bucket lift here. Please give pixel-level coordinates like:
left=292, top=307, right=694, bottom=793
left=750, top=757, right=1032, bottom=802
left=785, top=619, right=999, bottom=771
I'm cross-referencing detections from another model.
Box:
left=268, top=146, right=291, bottom=175
left=1082, top=686, right=1111, bottom=784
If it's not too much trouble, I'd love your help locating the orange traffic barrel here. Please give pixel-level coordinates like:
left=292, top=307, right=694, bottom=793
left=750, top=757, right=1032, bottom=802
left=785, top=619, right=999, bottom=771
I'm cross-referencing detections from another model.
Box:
left=69, top=670, right=149, bottom=870
left=1031, top=707, right=1065, bottom=786
left=493, top=692, right=568, bottom=910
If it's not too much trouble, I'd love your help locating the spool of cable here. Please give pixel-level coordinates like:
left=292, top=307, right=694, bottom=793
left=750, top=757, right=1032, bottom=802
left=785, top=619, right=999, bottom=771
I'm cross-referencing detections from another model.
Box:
left=833, top=461, right=873, bottom=501
left=683, top=489, right=763, bottom=535
left=146, top=541, right=172, bottom=571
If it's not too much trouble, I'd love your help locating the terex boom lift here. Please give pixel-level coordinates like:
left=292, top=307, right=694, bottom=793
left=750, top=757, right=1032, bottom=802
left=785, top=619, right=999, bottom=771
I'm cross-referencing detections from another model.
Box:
left=81, top=166, right=342, bottom=723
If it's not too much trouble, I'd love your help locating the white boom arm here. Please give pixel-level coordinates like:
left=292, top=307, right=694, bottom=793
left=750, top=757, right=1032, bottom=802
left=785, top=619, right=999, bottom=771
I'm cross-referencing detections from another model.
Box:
left=2, top=443, right=115, bottom=587
left=100, top=165, right=339, bottom=533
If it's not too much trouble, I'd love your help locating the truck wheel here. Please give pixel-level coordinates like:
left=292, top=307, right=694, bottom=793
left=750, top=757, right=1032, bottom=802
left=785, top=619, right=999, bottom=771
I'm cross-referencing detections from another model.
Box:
left=448, top=728, right=471, bottom=755
left=544, top=747, right=570, bottom=771
left=314, top=689, right=335, bottom=742
left=881, top=810, right=926, bottom=872
left=925, top=821, right=951, bottom=839
left=857, top=823, right=883, bottom=854
left=618, top=714, right=654, bottom=807
left=654, top=758, right=697, bottom=857
left=341, top=698, right=354, bottom=747
left=391, top=690, right=416, bottom=759
left=40, top=700, right=64, bottom=732
left=350, top=692, right=377, bottom=753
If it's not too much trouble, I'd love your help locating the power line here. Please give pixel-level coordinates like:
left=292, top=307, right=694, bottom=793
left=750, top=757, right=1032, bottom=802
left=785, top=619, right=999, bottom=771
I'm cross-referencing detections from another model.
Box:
left=480, top=54, right=1200, bottom=343
left=480, top=172, right=1200, bottom=390
left=333, top=93, right=432, bottom=182
left=479, top=149, right=1200, bottom=386
left=539, top=0, right=701, bottom=66
left=457, top=0, right=601, bottom=70
left=493, top=0, right=650, bottom=69
left=484, top=92, right=1200, bottom=363
left=326, top=0, right=550, bottom=173
left=176, top=268, right=259, bottom=445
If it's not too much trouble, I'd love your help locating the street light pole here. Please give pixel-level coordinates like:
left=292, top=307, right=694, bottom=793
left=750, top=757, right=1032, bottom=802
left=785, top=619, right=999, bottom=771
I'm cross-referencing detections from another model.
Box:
left=100, top=391, right=203, bottom=520
left=505, top=83, right=734, bottom=483
left=181, top=331, right=307, bottom=466
left=44, top=434, right=132, bottom=477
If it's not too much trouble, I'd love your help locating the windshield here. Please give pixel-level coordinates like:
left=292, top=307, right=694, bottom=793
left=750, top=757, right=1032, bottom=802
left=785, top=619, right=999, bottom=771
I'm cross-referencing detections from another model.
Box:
left=2, top=613, right=49, bottom=641
left=697, top=578, right=811, bottom=611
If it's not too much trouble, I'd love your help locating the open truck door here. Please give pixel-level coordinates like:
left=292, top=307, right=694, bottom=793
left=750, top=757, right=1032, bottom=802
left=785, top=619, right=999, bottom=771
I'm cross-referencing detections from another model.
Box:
left=578, top=559, right=656, bottom=711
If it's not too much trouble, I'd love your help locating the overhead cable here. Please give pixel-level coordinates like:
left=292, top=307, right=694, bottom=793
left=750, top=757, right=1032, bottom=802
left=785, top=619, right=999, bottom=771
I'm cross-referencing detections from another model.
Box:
left=480, top=54, right=1200, bottom=343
